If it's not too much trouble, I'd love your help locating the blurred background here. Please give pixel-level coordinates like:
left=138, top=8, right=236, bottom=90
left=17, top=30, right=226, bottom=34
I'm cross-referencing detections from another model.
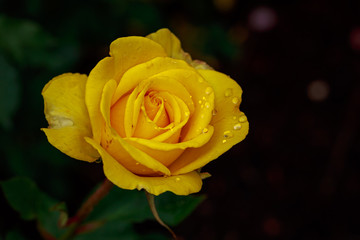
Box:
left=1, top=0, right=360, bottom=239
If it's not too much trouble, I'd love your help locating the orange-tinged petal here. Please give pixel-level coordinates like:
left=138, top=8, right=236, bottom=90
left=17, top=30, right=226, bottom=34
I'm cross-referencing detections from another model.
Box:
left=42, top=73, right=99, bottom=162
left=100, top=80, right=171, bottom=176
left=86, top=137, right=203, bottom=196
left=146, top=28, right=192, bottom=64
left=169, top=70, right=249, bottom=174
left=110, top=94, right=128, bottom=138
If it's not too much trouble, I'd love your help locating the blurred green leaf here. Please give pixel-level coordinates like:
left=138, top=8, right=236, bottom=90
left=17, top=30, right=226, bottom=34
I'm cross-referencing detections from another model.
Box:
left=74, top=220, right=137, bottom=240
left=86, top=187, right=152, bottom=223
left=0, top=55, right=20, bottom=130
left=0, top=14, right=53, bottom=65
left=156, top=192, right=206, bottom=226
left=5, top=230, right=28, bottom=240
left=0, top=177, right=68, bottom=238
left=87, top=186, right=205, bottom=227
left=0, top=14, right=79, bottom=72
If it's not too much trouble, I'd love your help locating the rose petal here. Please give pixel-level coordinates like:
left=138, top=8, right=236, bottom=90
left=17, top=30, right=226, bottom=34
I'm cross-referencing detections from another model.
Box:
left=169, top=70, right=249, bottom=175
left=100, top=80, right=171, bottom=176
left=85, top=137, right=203, bottom=196
left=124, top=125, right=214, bottom=168
left=146, top=28, right=193, bottom=64
left=111, top=57, right=194, bottom=105
left=86, top=37, right=167, bottom=143
left=110, top=37, right=167, bottom=80
left=42, top=73, right=99, bottom=162
left=154, top=69, right=215, bottom=142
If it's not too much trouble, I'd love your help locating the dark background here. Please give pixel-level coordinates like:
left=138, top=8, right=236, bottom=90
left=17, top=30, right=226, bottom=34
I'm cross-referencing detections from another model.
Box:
left=1, top=0, right=360, bottom=239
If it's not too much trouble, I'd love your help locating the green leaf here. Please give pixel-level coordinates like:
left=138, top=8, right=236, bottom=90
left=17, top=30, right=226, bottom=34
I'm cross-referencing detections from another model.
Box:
left=86, top=187, right=152, bottom=223
left=156, top=192, right=206, bottom=226
left=73, top=220, right=137, bottom=240
left=5, top=230, right=29, bottom=240
left=0, top=55, right=20, bottom=130
left=87, top=186, right=205, bottom=227
left=0, top=177, right=68, bottom=238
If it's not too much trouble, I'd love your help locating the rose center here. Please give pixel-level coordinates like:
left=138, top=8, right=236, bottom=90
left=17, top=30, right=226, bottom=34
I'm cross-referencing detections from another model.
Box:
left=143, top=91, right=169, bottom=128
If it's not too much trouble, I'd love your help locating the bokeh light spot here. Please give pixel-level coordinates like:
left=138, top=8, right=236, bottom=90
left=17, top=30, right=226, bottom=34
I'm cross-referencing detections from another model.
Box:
left=248, top=6, right=277, bottom=32
left=307, top=79, right=330, bottom=102
left=350, top=27, right=360, bottom=51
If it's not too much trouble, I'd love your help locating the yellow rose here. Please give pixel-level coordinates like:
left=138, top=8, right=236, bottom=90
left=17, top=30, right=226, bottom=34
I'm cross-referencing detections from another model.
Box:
left=42, top=29, right=249, bottom=195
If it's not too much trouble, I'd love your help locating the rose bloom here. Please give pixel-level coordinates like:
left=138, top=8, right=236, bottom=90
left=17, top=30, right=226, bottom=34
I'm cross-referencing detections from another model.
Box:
left=42, top=29, right=249, bottom=195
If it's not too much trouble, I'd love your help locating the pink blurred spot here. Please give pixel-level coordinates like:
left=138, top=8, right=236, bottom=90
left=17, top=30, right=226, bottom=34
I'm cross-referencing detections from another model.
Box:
left=248, top=6, right=277, bottom=32
left=350, top=28, right=360, bottom=51
left=263, top=217, right=281, bottom=236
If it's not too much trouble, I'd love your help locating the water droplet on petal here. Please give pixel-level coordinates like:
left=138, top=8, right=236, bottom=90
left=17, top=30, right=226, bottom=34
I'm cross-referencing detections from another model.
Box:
left=232, top=97, right=239, bottom=105
left=198, top=78, right=204, bottom=83
left=224, top=130, right=234, bottom=138
left=205, top=102, right=211, bottom=108
left=224, top=88, right=233, bottom=97
left=205, top=87, right=213, bottom=95
left=185, top=111, right=190, bottom=117
left=222, top=139, right=227, bottom=143
left=239, top=115, right=247, bottom=123
left=233, top=123, right=242, bottom=130
left=135, top=162, right=140, bottom=165
left=199, top=100, right=202, bottom=104
left=175, top=177, right=181, bottom=182
left=202, top=127, right=209, bottom=133
left=212, top=109, right=218, bottom=116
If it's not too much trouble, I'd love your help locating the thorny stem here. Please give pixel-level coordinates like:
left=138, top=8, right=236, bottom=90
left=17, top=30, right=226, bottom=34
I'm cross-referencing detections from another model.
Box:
left=145, top=191, right=177, bottom=240
left=58, top=179, right=113, bottom=240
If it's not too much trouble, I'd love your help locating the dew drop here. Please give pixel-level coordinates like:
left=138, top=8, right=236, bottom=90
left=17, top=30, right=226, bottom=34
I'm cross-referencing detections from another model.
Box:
left=224, top=130, right=234, bottom=138
left=199, top=100, right=202, bottom=104
left=232, top=97, right=239, bottom=105
left=198, top=78, right=204, bottom=83
left=224, top=88, right=233, bottom=97
left=205, top=87, right=213, bottom=95
left=185, top=111, right=190, bottom=117
left=212, top=109, right=218, bottom=116
left=175, top=177, right=181, bottom=182
left=135, top=162, right=140, bottom=165
left=202, top=127, right=209, bottom=133
left=205, top=102, right=211, bottom=108
left=233, top=116, right=237, bottom=120
left=233, top=123, right=242, bottom=130
left=222, top=139, right=227, bottom=143
left=239, top=115, right=247, bottom=123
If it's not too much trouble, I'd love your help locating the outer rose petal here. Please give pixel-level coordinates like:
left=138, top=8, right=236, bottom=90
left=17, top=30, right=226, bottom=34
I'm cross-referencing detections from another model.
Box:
left=42, top=73, right=99, bottom=162
left=86, top=37, right=167, bottom=143
left=146, top=28, right=213, bottom=70
left=146, top=28, right=192, bottom=64
left=85, top=137, right=203, bottom=196
left=169, top=70, right=249, bottom=174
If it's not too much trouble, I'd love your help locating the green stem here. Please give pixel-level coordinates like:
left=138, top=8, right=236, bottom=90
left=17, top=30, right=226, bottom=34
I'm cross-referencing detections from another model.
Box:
left=145, top=192, right=177, bottom=240
left=58, top=179, right=113, bottom=240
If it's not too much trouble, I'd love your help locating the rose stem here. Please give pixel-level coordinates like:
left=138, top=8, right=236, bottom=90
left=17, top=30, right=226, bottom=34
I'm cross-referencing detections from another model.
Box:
left=58, top=178, right=113, bottom=240
left=145, top=191, right=177, bottom=240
